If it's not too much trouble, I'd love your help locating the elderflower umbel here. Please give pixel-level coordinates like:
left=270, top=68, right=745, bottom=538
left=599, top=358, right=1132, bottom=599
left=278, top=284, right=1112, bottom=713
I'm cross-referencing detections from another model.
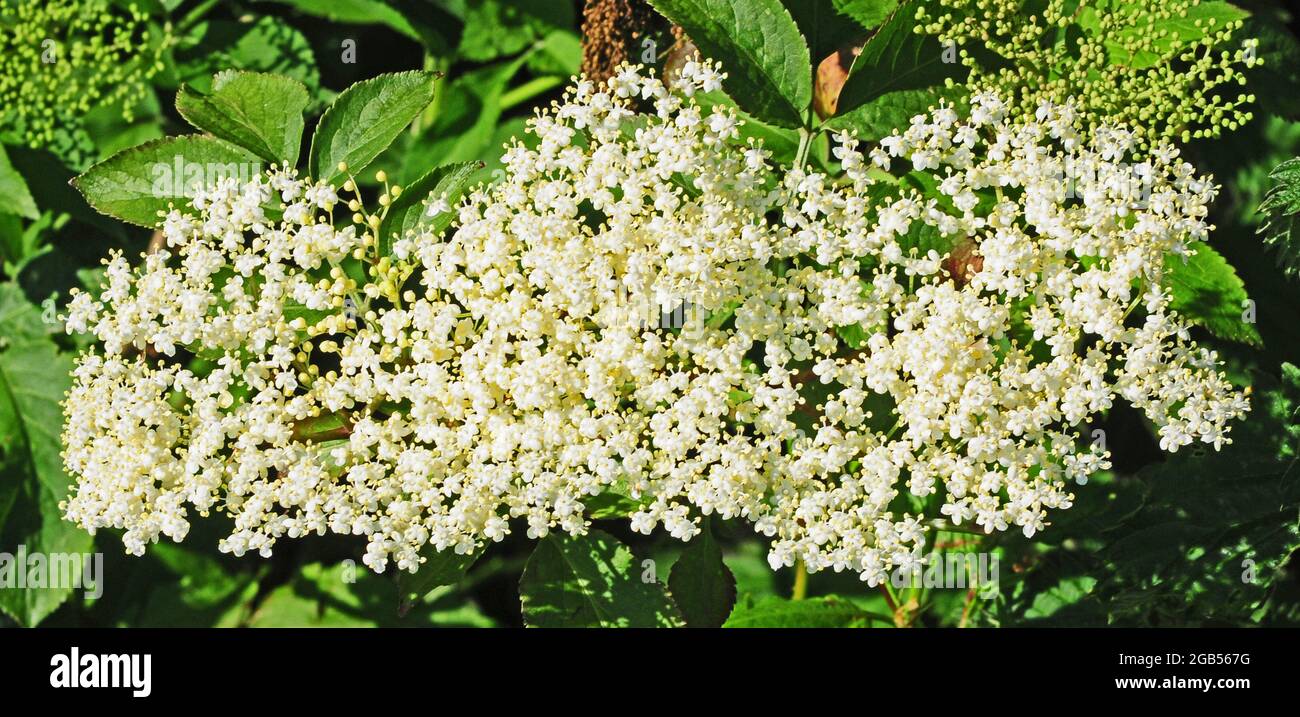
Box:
left=62, top=63, right=1247, bottom=583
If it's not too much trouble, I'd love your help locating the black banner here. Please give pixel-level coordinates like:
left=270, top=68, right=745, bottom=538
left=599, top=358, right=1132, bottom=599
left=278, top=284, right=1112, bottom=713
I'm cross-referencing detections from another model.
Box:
left=0, top=627, right=1287, bottom=703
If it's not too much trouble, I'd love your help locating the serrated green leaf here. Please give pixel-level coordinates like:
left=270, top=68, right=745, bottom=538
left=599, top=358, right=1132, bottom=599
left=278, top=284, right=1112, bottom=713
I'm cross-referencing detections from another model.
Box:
left=1258, top=157, right=1300, bottom=279
left=176, top=71, right=309, bottom=166
left=825, top=85, right=963, bottom=141
left=72, top=135, right=260, bottom=228
left=832, top=0, right=899, bottom=29
left=648, top=0, right=812, bottom=128
left=0, top=146, right=39, bottom=220
left=832, top=1, right=966, bottom=125
left=723, top=595, right=872, bottom=627
left=668, top=522, right=737, bottom=627
left=379, top=161, right=480, bottom=256
left=1165, top=242, right=1263, bottom=347
left=519, top=529, right=683, bottom=627
left=308, top=71, right=438, bottom=185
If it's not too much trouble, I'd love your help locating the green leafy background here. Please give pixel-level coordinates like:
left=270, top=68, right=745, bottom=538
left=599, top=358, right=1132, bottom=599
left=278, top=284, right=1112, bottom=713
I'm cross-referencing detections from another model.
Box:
left=3, top=0, right=1300, bottom=628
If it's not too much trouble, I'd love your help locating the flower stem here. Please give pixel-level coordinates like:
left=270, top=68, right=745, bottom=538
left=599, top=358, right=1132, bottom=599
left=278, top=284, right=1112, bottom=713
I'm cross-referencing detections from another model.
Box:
left=501, top=75, right=565, bottom=112
left=794, top=128, right=812, bottom=170
left=878, top=582, right=898, bottom=613
left=792, top=559, right=808, bottom=600
left=178, top=0, right=220, bottom=32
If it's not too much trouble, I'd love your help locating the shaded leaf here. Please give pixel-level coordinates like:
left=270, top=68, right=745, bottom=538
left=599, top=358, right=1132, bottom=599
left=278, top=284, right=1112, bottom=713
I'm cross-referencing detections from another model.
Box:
left=528, top=29, right=582, bottom=77
left=379, top=161, right=481, bottom=256
left=826, top=85, right=963, bottom=141
left=458, top=0, right=574, bottom=63
left=1257, top=157, right=1300, bottom=280
left=397, top=545, right=480, bottom=615
left=172, top=16, right=323, bottom=107
left=1005, top=364, right=1300, bottom=626
left=519, top=529, right=683, bottom=627
left=0, top=283, right=51, bottom=345
left=1242, top=18, right=1300, bottom=121
left=832, top=0, right=899, bottom=29
left=398, top=56, right=530, bottom=182
left=668, top=521, right=737, bottom=627
left=257, top=0, right=432, bottom=44
left=246, top=562, right=493, bottom=627
left=781, top=0, right=864, bottom=63
left=0, top=339, right=94, bottom=626
left=832, top=1, right=966, bottom=126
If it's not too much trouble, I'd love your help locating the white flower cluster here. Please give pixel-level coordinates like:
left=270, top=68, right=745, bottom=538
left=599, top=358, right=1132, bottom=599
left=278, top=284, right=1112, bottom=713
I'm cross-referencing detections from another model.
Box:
left=61, top=63, right=1248, bottom=583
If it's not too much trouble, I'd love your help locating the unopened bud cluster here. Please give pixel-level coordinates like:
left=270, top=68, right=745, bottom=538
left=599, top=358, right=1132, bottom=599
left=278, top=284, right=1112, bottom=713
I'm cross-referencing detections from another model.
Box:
left=916, top=0, right=1260, bottom=152
left=0, top=0, right=166, bottom=159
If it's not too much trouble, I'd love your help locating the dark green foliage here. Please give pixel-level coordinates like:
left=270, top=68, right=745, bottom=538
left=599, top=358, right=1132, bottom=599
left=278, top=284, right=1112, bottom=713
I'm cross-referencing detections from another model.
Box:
left=668, top=520, right=737, bottom=627
left=1258, top=157, right=1300, bottom=280
left=3, top=0, right=1300, bottom=630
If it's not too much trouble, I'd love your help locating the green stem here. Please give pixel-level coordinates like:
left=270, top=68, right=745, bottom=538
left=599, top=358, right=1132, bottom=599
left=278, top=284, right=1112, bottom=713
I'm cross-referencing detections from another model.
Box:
left=178, top=0, right=219, bottom=32
left=794, top=127, right=813, bottom=170
left=500, top=75, right=565, bottom=112
left=879, top=581, right=900, bottom=614
left=859, top=610, right=895, bottom=626
left=414, top=55, right=450, bottom=136
left=792, top=560, right=808, bottom=600
left=925, top=519, right=988, bottom=536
